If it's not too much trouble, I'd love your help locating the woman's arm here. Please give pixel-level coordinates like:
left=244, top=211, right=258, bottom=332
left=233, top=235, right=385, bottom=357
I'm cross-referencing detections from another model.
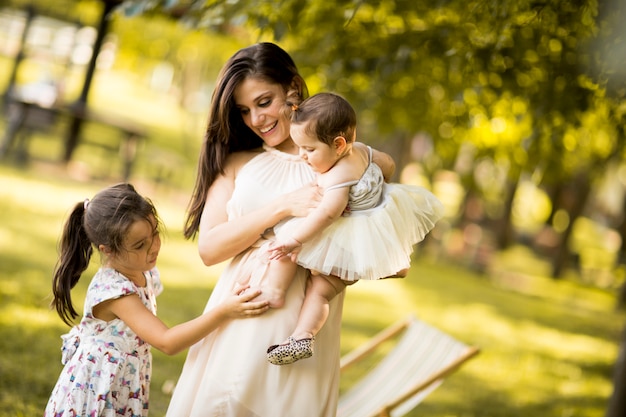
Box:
left=197, top=152, right=322, bottom=266
left=99, top=285, right=269, bottom=356
left=370, top=147, right=396, bottom=182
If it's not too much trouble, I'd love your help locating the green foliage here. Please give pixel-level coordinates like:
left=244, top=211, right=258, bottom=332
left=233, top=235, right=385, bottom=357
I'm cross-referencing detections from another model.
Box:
left=4, top=0, right=625, bottom=194
left=108, top=0, right=626, bottom=216
left=1, top=0, right=105, bottom=25
left=5, top=0, right=625, bottom=183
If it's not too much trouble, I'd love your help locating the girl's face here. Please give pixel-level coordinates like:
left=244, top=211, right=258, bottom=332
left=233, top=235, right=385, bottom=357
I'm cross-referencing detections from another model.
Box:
left=106, top=216, right=161, bottom=284
left=234, top=77, right=297, bottom=153
left=291, top=122, right=340, bottom=174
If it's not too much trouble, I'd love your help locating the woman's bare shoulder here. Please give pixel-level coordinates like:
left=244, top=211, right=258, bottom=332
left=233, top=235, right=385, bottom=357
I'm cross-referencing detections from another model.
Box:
left=225, top=147, right=264, bottom=175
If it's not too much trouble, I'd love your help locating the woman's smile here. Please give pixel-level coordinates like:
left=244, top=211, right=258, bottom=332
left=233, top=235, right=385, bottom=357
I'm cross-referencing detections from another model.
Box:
left=259, top=120, right=278, bottom=134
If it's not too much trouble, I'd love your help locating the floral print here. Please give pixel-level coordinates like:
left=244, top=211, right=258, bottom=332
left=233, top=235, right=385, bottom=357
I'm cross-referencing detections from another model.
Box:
left=45, top=267, right=162, bottom=417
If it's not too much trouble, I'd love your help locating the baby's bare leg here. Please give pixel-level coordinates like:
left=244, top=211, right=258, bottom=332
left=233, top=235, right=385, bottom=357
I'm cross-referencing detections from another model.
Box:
left=266, top=273, right=348, bottom=365
left=253, top=257, right=297, bottom=309
left=291, top=273, right=346, bottom=340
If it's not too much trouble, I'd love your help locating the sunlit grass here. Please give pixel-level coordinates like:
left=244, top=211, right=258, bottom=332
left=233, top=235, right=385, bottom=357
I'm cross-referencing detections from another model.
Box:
left=0, top=161, right=623, bottom=416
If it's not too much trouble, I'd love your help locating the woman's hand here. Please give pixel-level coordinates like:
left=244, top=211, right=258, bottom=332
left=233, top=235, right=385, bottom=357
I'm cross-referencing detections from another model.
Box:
left=282, top=182, right=323, bottom=218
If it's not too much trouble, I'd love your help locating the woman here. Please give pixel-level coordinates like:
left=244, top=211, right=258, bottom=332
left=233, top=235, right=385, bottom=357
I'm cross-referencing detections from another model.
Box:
left=166, top=43, right=343, bottom=416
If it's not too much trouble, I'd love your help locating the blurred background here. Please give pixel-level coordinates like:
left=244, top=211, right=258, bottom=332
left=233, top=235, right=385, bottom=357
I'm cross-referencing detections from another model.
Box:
left=0, top=0, right=625, bottom=416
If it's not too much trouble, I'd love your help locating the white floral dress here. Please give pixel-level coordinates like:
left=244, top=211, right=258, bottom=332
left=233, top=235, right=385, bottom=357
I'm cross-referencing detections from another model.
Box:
left=45, top=267, right=162, bottom=417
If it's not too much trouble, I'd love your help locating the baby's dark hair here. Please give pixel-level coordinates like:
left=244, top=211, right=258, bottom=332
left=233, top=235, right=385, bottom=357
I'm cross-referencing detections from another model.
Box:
left=290, top=92, right=357, bottom=146
left=51, top=183, right=160, bottom=325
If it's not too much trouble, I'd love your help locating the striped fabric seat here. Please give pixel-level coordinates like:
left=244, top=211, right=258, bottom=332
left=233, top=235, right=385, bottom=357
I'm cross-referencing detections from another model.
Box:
left=338, top=316, right=480, bottom=417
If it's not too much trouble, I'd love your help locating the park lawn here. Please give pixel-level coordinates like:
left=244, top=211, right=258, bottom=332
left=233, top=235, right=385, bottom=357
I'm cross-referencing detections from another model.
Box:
left=0, top=162, right=623, bottom=417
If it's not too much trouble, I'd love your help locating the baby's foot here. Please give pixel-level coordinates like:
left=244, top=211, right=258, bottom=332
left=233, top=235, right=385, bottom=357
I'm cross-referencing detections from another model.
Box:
left=259, top=285, right=287, bottom=309
left=244, top=285, right=286, bottom=308
left=267, top=336, right=315, bottom=365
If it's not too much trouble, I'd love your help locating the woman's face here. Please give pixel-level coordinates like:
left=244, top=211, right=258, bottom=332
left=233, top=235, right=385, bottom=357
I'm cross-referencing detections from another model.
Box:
left=234, top=77, right=297, bottom=153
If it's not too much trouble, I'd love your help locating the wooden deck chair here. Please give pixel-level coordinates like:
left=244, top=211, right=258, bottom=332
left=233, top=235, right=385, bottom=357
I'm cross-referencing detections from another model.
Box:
left=338, top=315, right=480, bottom=417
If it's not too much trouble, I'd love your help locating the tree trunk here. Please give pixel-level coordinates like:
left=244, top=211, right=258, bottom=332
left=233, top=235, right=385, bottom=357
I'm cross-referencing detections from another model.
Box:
left=2, top=5, right=35, bottom=108
left=495, top=176, right=519, bottom=250
left=615, top=191, right=626, bottom=309
left=550, top=173, right=591, bottom=278
left=63, top=0, right=121, bottom=162
left=606, top=324, right=626, bottom=417
left=542, top=181, right=564, bottom=226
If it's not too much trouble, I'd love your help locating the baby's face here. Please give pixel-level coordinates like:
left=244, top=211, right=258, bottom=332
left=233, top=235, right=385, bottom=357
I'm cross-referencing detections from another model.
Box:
left=291, top=122, right=337, bottom=174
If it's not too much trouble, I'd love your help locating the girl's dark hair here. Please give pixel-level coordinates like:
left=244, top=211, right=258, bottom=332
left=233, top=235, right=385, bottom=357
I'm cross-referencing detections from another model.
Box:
left=291, top=92, right=357, bottom=146
left=51, top=183, right=160, bottom=325
left=184, top=42, right=308, bottom=239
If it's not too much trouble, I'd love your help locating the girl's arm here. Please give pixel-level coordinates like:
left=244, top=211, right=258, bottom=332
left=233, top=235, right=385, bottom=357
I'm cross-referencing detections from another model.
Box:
left=97, top=285, right=269, bottom=356
left=197, top=152, right=322, bottom=266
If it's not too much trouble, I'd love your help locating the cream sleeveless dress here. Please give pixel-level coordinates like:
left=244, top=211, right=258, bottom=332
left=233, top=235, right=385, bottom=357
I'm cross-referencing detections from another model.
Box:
left=275, top=146, right=445, bottom=281
left=165, top=145, right=344, bottom=417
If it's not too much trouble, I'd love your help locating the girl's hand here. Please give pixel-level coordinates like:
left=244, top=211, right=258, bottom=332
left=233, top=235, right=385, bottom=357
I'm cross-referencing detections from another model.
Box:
left=222, top=284, right=270, bottom=318
left=282, top=182, right=323, bottom=218
left=266, top=237, right=302, bottom=261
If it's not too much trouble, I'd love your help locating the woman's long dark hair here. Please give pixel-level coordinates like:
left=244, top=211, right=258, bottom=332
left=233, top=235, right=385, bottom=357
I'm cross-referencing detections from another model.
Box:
left=183, top=42, right=308, bottom=239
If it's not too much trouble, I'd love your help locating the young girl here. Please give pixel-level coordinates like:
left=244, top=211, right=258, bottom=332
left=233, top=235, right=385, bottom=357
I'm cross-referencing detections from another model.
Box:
left=263, top=93, right=444, bottom=365
left=45, top=183, right=269, bottom=416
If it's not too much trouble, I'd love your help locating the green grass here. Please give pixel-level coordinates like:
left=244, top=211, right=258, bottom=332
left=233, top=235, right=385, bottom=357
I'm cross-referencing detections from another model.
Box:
left=0, top=163, right=623, bottom=417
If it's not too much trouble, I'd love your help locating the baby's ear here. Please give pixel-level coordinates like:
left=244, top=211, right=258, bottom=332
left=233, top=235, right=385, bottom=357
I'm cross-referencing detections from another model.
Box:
left=334, top=136, right=347, bottom=153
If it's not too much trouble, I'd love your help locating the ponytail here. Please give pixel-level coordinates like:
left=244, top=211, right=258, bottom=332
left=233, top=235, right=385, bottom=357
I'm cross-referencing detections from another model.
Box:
left=51, top=202, right=93, bottom=326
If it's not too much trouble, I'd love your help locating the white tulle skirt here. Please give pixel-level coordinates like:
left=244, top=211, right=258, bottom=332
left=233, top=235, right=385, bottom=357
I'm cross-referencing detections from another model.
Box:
left=276, top=183, right=444, bottom=281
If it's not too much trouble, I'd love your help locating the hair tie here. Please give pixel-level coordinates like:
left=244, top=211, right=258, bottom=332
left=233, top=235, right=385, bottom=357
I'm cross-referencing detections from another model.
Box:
left=291, top=103, right=299, bottom=112
left=83, top=198, right=90, bottom=210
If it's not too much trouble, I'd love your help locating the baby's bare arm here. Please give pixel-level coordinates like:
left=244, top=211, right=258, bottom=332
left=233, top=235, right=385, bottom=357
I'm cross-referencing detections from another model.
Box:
left=288, top=186, right=349, bottom=245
